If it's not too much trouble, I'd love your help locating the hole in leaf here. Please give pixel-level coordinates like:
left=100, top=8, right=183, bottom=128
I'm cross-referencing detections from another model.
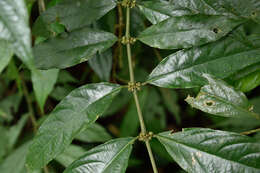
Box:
left=251, top=12, right=257, bottom=17
left=204, top=100, right=215, bottom=106
left=213, top=28, right=219, bottom=34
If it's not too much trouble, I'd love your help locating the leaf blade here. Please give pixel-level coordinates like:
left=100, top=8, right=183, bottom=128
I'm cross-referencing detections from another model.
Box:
left=156, top=128, right=260, bottom=173
left=26, top=83, right=122, bottom=170
left=138, top=15, right=245, bottom=49
left=147, top=34, right=260, bottom=88
left=0, top=0, right=34, bottom=69
left=185, top=75, right=260, bottom=119
left=64, top=137, right=135, bottom=173
left=34, top=27, right=117, bottom=69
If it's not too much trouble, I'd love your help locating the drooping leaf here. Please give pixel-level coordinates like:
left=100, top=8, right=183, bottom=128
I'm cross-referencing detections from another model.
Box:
left=0, top=0, right=34, bottom=69
left=55, top=145, right=86, bottom=167
left=0, top=40, right=13, bottom=74
left=75, top=123, right=112, bottom=143
left=170, top=0, right=260, bottom=23
left=147, top=34, right=260, bottom=88
left=33, top=0, right=117, bottom=37
left=32, top=69, right=59, bottom=112
left=138, top=15, right=245, bottom=49
left=156, top=128, right=260, bottom=173
left=64, top=137, right=135, bottom=173
left=89, top=49, right=113, bottom=81
left=26, top=83, right=122, bottom=170
left=34, top=27, right=117, bottom=69
left=185, top=75, right=260, bottom=119
left=137, top=0, right=193, bottom=24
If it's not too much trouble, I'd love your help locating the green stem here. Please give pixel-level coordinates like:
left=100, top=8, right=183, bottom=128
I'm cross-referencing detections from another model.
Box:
left=20, top=74, right=38, bottom=133
left=241, top=128, right=260, bottom=135
left=125, top=5, right=158, bottom=173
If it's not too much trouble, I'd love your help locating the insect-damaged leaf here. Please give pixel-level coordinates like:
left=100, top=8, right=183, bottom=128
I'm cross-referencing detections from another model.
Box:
left=26, top=83, right=122, bottom=170
left=147, top=34, right=260, bottom=88
left=64, top=138, right=135, bottom=173
left=0, top=0, right=34, bottom=69
left=156, top=128, right=260, bottom=173
left=138, top=15, right=245, bottom=49
left=33, top=0, right=117, bottom=37
left=34, top=27, right=117, bottom=69
left=185, top=75, right=260, bottom=119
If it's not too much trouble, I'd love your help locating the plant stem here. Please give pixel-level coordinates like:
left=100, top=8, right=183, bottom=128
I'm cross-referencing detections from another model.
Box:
left=20, top=74, right=38, bottom=133
left=38, top=0, right=46, bottom=14
left=241, top=128, right=260, bottom=135
left=125, top=5, right=158, bottom=173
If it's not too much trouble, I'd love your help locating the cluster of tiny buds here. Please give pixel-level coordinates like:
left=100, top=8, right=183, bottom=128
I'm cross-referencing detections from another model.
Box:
left=121, top=0, right=136, bottom=8
left=138, top=132, right=154, bottom=142
left=121, top=36, right=136, bottom=45
left=128, top=82, right=141, bottom=92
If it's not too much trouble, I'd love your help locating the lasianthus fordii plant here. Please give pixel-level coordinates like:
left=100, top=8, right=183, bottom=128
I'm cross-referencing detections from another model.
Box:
left=0, top=0, right=260, bottom=172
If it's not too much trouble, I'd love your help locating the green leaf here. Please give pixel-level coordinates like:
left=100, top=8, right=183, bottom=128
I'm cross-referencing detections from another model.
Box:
left=75, top=123, right=112, bottom=143
left=185, top=75, right=260, bottom=119
left=89, top=49, right=113, bottom=81
left=0, top=126, right=8, bottom=162
left=137, top=0, right=193, bottom=24
left=34, top=27, right=117, bottom=69
left=64, top=137, right=135, bottom=173
left=234, top=70, right=260, bottom=92
left=55, top=145, right=86, bottom=167
left=33, top=0, right=117, bottom=37
left=147, top=35, right=260, bottom=88
left=26, top=83, right=122, bottom=170
left=0, top=0, right=34, bottom=69
left=138, top=15, right=245, bottom=49
left=0, top=142, right=30, bottom=173
left=0, top=40, right=13, bottom=74
left=156, top=128, right=260, bottom=173
left=32, top=69, right=59, bottom=112
left=170, top=0, right=260, bottom=23
left=7, top=114, right=29, bottom=150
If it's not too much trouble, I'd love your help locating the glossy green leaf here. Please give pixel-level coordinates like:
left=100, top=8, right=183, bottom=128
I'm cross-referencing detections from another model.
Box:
left=33, top=0, right=117, bottom=37
left=64, top=137, right=135, bottom=173
left=186, top=75, right=260, bottom=119
left=89, top=49, right=112, bottom=81
left=234, top=70, right=260, bottom=92
left=0, top=40, right=13, bottom=74
left=138, top=15, right=244, bottom=49
left=137, top=0, right=192, bottom=24
left=55, top=145, right=86, bottom=167
left=75, top=123, right=112, bottom=143
left=0, top=0, right=34, bottom=69
left=147, top=35, right=260, bottom=88
left=156, top=128, right=260, bottom=173
left=32, top=69, right=59, bottom=112
left=170, top=0, right=260, bottom=23
left=26, top=83, right=122, bottom=170
left=34, top=27, right=117, bottom=69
